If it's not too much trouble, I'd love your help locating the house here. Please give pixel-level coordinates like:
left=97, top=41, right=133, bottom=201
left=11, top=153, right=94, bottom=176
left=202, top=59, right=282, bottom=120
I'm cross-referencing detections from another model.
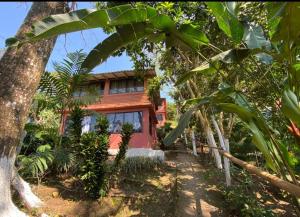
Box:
left=61, top=69, right=167, bottom=154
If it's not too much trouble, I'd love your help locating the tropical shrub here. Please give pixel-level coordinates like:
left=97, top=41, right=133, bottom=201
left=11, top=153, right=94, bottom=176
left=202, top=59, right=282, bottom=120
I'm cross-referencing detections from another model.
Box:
left=77, top=114, right=110, bottom=198
left=68, top=105, right=85, bottom=147
left=18, top=144, right=54, bottom=181
left=221, top=169, right=274, bottom=217
left=113, top=123, right=134, bottom=170
left=157, top=122, right=172, bottom=150
left=52, top=146, right=77, bottom=173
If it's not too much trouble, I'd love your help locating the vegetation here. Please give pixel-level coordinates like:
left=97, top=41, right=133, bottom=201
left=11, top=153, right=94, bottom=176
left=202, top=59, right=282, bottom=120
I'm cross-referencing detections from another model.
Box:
left=113, top=123, right=134, bottom=170
left=221, top=169, right=275, bottom=217
left=3, top=1, right=300, bottom=216
left=157, top=122, right=173, bottom=150
left=39, top=50, right=99, bottom=130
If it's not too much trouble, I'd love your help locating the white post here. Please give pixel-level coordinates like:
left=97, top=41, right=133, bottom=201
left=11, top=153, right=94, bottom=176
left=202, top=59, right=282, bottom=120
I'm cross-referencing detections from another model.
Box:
left=211, top=115, right=231, bottom=186
left=206, top=128, right=223, bottom=169
left=184, top=130, right=188, bottom=145
left=191, top=129, right=198, bottom=156
left=224, top=138, right=231, bottom=186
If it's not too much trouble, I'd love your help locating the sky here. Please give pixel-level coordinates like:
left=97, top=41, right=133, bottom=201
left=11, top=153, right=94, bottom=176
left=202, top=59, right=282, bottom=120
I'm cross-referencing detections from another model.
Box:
left=0, top=2, right=173, bottom=102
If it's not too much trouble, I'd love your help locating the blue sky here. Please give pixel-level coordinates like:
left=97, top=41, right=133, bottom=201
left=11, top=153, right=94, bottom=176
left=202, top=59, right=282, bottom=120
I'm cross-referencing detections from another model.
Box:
left=0, top=2, right=173, bottom=102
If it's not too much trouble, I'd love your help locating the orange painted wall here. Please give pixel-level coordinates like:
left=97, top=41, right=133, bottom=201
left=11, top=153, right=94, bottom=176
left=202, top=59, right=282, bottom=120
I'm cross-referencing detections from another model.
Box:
left=156, top=98, right=167, bottom=128
left=61, top=76, right=159, bottom=149
left=99, top=108, right=153, bottom=149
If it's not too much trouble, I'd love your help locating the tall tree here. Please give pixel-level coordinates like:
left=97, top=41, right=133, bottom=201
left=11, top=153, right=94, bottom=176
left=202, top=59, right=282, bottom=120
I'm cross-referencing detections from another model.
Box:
left=0, top=2, right=67, bottom=216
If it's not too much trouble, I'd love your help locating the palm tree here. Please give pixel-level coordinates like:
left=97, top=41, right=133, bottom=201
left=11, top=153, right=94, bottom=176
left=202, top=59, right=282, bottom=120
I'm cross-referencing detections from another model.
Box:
left=39, top=50, right=99, bottom=132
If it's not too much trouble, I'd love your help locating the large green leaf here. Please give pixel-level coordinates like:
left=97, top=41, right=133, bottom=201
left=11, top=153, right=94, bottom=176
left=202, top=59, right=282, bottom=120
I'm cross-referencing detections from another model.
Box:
left=206, top=2, right=244, bottom=43
left=177, top=49, right=250, bottom=85
left=266, top=2, right=285, bottom=39
left=6, top=5, right=157, bottom=44
left=281, top=89, right=300, bottom=126
left=81, top=23, right=154, bottom=70
left=163, top=107, right=195, bottom=146
left=217, top=102, right=277, bottom=172
left=217, top=103, right=254, bottom=122
left=197, top=49, right=251, bottom=66
left=160, top=23, right=209, bottom=52
left=176, top=24, right=209, bottom=49
left=150, top=14, right=175, bottom=31
left=268, top=2, right=300, bottom=43
left=175, top=63, right=218, bottom=85
left=249, top=122, right=277, bottom=172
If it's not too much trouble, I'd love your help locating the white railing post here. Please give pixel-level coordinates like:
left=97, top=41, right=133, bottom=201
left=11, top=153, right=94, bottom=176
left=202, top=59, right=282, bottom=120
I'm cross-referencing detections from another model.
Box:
left=184, top=129, right=188, bottom=145
left=191, top=129, right=198, bottom=156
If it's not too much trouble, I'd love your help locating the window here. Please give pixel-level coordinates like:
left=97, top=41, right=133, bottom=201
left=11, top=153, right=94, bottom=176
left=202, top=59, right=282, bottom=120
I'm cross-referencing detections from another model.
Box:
left=109, top=78, right=144, bottom=94
left=98, top=81, right=105, bottom=95
left=64, top=114, right=98, bottom=135
left=107, top=111, right=143, bottom=133
left=156, top=114, right=163, bottom=121
left=72, top=81, right=105, bottom=97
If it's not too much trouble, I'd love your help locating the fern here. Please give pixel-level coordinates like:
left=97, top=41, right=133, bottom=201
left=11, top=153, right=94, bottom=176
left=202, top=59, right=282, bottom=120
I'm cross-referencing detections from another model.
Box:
left=38, top=50, right=98, bottom=111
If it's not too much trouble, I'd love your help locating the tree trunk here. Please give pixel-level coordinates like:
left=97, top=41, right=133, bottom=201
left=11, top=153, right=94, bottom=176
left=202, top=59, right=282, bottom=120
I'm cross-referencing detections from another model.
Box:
left=0, top=2, right=66, bottom=216
left=186, top=80, right=223, bottom=168
left=211, top=115, right=231, bottom=186
left=205, top=126, right=223, bottom=169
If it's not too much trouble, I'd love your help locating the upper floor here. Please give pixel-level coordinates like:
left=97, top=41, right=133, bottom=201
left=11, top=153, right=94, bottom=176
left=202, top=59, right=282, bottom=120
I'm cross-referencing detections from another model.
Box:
left=74, top=69, right=157, bottom=111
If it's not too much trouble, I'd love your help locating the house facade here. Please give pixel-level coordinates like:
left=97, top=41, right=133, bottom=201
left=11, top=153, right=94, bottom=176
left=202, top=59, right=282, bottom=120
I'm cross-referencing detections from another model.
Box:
left=156, top=98, right=167, bottom=128
left=61, top=69, right=166, bottom=153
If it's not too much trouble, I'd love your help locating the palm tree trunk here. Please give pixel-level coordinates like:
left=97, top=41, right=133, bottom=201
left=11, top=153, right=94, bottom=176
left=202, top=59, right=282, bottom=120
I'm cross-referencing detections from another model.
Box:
left=0, top=2, right=66, bottom=216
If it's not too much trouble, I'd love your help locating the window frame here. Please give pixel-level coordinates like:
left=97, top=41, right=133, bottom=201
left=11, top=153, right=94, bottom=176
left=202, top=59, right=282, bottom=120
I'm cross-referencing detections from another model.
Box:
left=106, top=111, right=143, bottom=134
left=72, top=80, right=105, bottom=97
left=109, top=77, right=144, bottom=94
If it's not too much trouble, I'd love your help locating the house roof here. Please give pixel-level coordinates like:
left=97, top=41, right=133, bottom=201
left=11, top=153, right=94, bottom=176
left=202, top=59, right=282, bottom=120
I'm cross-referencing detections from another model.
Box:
left=89, top=69, right=156, bottom=81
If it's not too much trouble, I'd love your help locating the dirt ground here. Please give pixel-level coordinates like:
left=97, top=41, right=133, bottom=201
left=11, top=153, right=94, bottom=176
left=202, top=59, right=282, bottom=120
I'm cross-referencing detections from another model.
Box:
left=22, top=162, right=177, bottom=217
left=17, top=142, right=297, bottom=217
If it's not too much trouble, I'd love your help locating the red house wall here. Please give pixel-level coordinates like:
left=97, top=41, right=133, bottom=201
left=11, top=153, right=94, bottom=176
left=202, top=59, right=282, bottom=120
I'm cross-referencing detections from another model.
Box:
left=156, top=98, right=167, bottom=128
left=61, top=74, right=159, bottom=150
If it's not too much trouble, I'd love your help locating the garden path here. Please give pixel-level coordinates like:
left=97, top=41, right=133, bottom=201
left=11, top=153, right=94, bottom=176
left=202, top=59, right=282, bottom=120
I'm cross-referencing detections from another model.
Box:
left=169, top=143, right=227, bottom=217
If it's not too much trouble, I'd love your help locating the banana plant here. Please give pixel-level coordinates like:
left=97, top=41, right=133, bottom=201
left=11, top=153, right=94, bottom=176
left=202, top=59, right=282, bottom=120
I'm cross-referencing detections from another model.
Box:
left=164, top=83, right=298, bottom=181
left=6, top=4, right=209, bottom=71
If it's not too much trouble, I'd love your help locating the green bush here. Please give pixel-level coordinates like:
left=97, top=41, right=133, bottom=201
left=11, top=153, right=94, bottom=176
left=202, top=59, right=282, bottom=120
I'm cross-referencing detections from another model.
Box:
left=18, top=122, right=59, bottom=180
left=113, top=123, right=134, bottom=170
left=52, top=146, right=77, bottom=173
left=18, top=144, right=54, bottom=181
left=157, top=122, right=172, bottom=149
left=68, top=105, right=84, bottom=145
left=221, top=169, right=274, bottom=217
left=77, top=114, right=110, bottom=198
